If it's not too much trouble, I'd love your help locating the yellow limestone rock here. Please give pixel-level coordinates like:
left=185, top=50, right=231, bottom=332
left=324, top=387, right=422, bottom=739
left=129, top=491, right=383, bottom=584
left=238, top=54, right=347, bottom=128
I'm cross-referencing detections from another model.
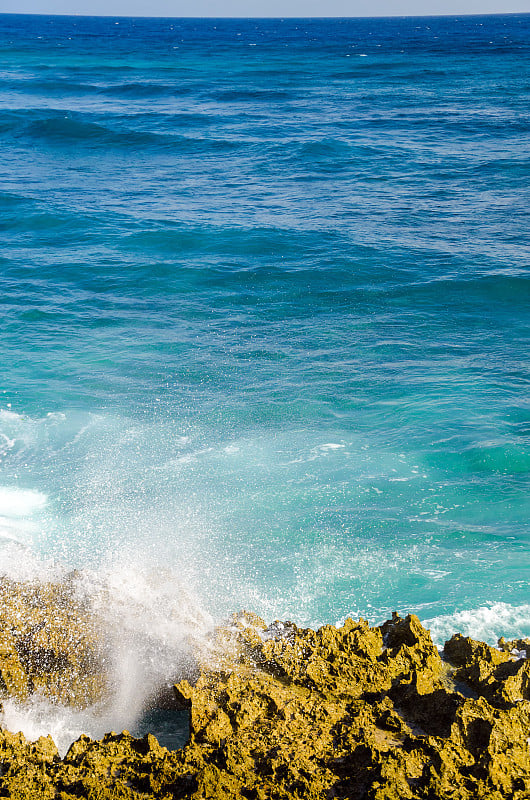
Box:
left=0, top=588, right=529, bottom=799
left=0, top=575, right=107, bottom=708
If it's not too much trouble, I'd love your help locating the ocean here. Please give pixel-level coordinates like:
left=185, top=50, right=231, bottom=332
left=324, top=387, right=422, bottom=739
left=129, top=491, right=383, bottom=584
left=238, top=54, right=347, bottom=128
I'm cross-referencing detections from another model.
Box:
left=0, top=11, right=529, bottom=747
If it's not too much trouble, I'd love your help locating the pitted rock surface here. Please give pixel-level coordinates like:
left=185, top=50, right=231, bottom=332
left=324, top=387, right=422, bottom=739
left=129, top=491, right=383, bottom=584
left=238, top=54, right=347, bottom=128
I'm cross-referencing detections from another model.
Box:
left=0, top=591, right=529, bottom=799
left=0, top=576, right=106, bottom=708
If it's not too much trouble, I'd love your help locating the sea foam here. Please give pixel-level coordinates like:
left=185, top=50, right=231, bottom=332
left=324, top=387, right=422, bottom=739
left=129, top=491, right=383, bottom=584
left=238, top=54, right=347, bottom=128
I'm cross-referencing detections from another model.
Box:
left=424, top=603, right=530, bottom=648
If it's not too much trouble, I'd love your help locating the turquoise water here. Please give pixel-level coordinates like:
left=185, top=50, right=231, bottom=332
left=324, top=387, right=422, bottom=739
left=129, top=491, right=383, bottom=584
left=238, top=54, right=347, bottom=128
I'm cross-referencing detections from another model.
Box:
left=0, top=13, right=529, bottom=659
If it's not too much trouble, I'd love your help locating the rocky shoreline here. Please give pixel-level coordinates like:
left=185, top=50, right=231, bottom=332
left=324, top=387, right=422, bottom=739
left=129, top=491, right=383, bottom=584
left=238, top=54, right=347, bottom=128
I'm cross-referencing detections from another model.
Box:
left=0, top=577, right=529, bottom=799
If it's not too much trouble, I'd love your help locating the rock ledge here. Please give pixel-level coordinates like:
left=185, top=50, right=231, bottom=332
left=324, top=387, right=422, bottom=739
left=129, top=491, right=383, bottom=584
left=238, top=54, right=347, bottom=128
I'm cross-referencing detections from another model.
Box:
left=0, top=581, right=529, bottom=799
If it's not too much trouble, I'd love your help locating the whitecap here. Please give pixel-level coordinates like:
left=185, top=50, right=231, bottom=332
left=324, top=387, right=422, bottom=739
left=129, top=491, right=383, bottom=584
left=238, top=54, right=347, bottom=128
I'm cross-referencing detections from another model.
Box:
left=423, top=602, right=530, bottom=647
left=0, top=487, right=47, bottom=518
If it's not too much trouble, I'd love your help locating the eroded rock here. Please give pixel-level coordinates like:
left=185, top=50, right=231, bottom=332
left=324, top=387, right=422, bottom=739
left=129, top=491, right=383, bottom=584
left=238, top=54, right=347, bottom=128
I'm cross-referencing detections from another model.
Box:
left=0, top=575, right=107, bottom=708
left=444, top=632, right=530, bottom=708
left=0, top=588, right=529, bottom=799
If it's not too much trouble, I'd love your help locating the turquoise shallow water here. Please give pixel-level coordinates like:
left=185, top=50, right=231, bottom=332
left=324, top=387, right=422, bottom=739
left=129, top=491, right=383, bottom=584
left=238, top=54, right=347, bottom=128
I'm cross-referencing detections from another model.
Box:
left=0, top=14, right=529, bottom=657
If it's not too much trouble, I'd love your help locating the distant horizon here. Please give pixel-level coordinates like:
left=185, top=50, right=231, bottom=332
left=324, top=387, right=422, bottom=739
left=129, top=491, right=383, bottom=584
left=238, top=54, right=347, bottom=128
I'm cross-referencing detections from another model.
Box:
left=2, top=0, right=530, bottom=21
left=2, top=9, right=530, bottom=18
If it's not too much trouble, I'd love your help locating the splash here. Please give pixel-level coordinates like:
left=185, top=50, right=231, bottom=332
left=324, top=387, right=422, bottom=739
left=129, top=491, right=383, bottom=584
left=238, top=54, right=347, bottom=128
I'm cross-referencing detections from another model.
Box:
left=0, top=560, right=213, bottom=754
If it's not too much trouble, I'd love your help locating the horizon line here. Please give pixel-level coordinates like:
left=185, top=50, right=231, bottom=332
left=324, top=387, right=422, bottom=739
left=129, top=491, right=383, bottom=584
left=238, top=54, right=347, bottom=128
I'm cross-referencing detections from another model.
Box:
left=2, top=10, right=529, bottom=20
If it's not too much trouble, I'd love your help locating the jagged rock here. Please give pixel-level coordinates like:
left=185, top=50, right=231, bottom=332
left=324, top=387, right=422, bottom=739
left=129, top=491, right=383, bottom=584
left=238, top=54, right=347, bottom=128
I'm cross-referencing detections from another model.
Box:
left=0, top=582, right=529, bottom=799
left=499, top=636, right=530, bottom=660
left=0, top=623, right=29, bottom=699
left=444, top=633, right=530, bottom=707
left=0, top=576, right=107, bottom=708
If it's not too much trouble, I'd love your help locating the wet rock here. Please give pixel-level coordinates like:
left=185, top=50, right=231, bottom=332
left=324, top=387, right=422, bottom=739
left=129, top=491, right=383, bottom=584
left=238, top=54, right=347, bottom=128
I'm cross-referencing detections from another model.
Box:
left=499, top=636, right=530, bottom=660
left=444, top=633, right=530, bottom=708
left=0, top=586, right=529, bottom=799
left=0, top=576, right=107, bottom=708
left=0, top=623, right=29, bottom=699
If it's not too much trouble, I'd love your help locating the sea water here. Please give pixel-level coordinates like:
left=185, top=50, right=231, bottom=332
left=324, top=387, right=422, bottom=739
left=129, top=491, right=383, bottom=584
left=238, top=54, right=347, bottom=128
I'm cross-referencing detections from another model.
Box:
left=0, top=12, right=529, bottom=747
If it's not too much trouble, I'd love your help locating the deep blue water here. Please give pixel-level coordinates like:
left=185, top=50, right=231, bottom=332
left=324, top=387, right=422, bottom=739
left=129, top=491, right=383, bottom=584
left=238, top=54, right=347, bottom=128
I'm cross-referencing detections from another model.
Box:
left=0, top=13, right=529, bottom=650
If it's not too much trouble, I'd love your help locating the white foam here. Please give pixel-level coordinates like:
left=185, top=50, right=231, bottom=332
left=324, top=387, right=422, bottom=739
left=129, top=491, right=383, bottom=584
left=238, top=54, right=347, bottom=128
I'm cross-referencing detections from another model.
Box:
left=423, top=602, right=530, bottom=647
left=0, top=409, right=24, bottom=424
left=0, top=487, right=48, bottom=550
left=0, top=696, right=113, bottom=757
left=0, top=487, right=47, bottom=518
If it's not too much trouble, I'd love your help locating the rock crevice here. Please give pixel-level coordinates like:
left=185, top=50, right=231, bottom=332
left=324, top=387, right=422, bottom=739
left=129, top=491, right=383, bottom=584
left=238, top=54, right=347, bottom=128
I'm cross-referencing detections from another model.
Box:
left=0, top=580, right=529, bottom=799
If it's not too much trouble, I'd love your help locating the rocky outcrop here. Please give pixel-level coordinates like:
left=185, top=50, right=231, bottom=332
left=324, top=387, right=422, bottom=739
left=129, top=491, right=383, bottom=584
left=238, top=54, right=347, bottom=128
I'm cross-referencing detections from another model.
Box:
left=0, top=575, right=106, bottom=708
left=168, top=612, right=530, bottom=799
left=0, top=580, right=529, bottom=799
